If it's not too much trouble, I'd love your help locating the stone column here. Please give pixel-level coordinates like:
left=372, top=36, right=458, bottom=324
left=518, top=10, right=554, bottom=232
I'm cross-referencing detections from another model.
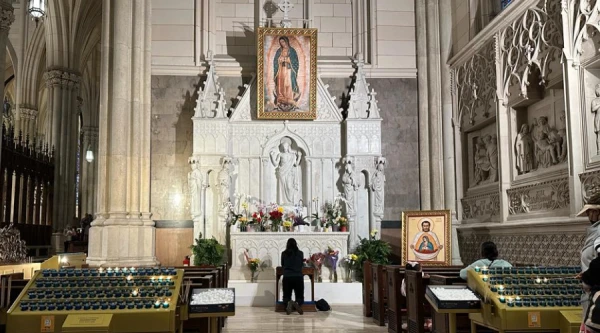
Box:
left=80, top=126, right=98, bottom=217
left=87, top=0, right=157, bottom=266
left=0, top=1, right=14, bottom=169
left=44, top=69, right=81, bottom=231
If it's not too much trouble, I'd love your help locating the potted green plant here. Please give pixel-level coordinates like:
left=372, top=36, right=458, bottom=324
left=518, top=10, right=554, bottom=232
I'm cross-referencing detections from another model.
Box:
left=353, top=230, right=390, bottom=282
left=189, top=233, right=225, bottom=267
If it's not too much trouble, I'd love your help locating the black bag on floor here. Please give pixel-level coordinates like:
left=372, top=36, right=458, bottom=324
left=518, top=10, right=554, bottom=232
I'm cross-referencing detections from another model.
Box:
left=315, top=298, right=331, bottom=311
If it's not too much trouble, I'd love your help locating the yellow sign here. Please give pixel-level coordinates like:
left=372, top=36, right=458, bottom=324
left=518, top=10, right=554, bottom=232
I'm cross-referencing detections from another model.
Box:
left=528, top=311, right=541, bottom=328
left=41, top=315, right=55, bottom=332
left=62, top=314, right=112, bottom=331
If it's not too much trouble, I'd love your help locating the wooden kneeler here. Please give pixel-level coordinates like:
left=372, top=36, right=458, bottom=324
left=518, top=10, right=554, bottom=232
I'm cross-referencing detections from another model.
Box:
left=275, top=267, right=317, bottom=312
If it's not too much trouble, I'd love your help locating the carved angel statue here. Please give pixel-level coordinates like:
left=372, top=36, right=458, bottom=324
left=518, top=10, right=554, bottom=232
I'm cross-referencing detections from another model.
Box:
left=270, top=137, right=302, bottom=205
left=592, top=84, right=600, bottom=153
left=371, top=157, right=386, bottom=217
left=341, top=158, right=360, bottom=216
left=188, top=159, right=203, bottom=219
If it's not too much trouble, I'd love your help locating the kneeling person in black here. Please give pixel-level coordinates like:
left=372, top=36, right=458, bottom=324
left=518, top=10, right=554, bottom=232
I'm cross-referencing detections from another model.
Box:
left=282, top=238, right=304, bottom=315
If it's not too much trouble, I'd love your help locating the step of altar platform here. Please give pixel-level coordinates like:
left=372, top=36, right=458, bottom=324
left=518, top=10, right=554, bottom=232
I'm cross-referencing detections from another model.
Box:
left=275, top=301, right=318, bottom=313
left=229, top=280, right=362, bottom=306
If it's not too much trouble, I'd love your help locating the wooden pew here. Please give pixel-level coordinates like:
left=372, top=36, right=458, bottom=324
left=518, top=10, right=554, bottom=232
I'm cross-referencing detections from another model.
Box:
left=387, top=267, right=463, bottom=333
left=372, top=264, right=401, bottom=326
left=363, top=261, right=373, bottom=317
left=406, top=270, right=427, bottom=333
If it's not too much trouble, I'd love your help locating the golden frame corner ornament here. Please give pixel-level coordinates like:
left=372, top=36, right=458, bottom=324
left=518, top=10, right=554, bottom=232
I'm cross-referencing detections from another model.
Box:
left=256, top=27, right=318, bottom=120
left=401, top=210, right=452, bottom=267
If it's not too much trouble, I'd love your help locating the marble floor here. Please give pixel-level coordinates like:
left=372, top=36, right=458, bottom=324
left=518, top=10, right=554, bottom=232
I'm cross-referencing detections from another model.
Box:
left=223, top=306, right=388, bottom=333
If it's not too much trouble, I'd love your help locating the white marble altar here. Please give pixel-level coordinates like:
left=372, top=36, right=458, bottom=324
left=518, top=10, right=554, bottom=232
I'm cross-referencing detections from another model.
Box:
left=189, top=56, right=385, bottom=250
left=229, top=231, right=350, bottom=281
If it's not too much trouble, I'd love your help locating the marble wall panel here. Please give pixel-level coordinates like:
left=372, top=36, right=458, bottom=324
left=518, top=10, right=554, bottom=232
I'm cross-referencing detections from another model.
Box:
left=152, top=75, right=419, bottom=222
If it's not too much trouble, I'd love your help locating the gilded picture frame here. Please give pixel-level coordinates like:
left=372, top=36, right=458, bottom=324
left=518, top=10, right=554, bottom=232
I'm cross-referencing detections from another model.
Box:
left=401, top=210, right=452, bottom=266
left=257, top=27, right=317, bottom=120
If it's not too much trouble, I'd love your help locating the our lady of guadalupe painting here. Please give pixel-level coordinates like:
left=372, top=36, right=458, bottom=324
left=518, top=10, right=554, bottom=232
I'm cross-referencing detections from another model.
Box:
left=257, top=27, right=317, bottom=120
left=401, top=210, right=452, bottom=266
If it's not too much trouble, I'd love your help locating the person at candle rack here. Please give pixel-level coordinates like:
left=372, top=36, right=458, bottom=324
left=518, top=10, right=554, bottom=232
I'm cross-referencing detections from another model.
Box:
left=281, top=238, right=304, bottom=315
left=580, top=256, right=600, bottom=333
left=578, top=193, right=600, bottom=319
left=401, top=262, right=432, bottom=331
left=459, top=241, right=512, bottom=280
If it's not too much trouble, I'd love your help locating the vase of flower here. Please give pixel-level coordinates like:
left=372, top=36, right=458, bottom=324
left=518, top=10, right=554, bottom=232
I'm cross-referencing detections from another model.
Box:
left=340, top=226, right=347, bottom=232
left=332, top=224, right=339, bottom=232
left=251, top=269, right=259, bottom=282
left=247, top=224, right=255, bottom=232
left=339, top=217, right=348, bottom=232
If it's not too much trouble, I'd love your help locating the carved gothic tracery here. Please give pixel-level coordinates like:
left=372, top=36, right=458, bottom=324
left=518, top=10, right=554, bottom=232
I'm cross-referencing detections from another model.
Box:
left=499, top=0, right=563, bottom=102
left=453, top=42, right=496, bottom=127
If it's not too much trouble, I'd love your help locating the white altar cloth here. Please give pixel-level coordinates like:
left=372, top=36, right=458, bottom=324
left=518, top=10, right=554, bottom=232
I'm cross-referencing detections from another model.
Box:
left=230, top=231, right=350, bottom=281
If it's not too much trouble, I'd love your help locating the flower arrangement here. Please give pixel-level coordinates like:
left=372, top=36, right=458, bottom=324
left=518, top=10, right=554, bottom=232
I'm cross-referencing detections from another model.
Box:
left=319, top=197, right=347, bottom=230
left=268, top=206, right=284, bottom=231
left=282, top=220, right=293, bottom=231
left=326, top=246, right=340, bottom=282
left=308, top=253, right=326, bottom=282
left=344, top=253, right=359, bottom=282
left=293, top=215, right=309, bottom=227
left=244, top=249, right=261, bottom=282
left=353, top=229, right=391, bottom=282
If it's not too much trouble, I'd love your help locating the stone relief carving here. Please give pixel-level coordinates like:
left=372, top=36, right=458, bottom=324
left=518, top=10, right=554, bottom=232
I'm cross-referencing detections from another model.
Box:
left=270, top=137, right=302, bottom=205
left=188, top=157, right=203, bottom=219
left=461, top=192, right=500, bottom=220
left=371, top=157, right=386, bottom=218
left=43, top=70, right=81, bottom=90
left=498, top=0, right=562, bottom=102
left=341, top=157, right=359, bottom=216
left=458, top=231, right=584, bottom=267
left=0, top=5, right=15, bottom=31
left=453, top=41, right=496, bottom=127
left=530, top=116, right=568, bottom=168
left=580, top=169, right=600, bottom=203
left=473, top=134, right=498, bottom=185
left=507, top=176, right=569, bottom=215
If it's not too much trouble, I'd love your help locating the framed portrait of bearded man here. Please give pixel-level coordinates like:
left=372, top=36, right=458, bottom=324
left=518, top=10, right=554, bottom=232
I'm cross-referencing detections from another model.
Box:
left=401, top=210, right=451, bottom=266
left=257, top=27, right=317, bottom=120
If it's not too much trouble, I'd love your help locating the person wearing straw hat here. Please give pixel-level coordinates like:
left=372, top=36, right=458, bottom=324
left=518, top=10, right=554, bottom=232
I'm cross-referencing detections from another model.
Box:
left=578, top=193, right=600, bottom=319
left=580, top=254, right=600, bottom=333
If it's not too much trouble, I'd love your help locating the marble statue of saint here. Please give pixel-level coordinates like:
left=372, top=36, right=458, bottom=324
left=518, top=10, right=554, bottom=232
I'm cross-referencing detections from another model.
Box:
left=188, top=161, right=203, bottom=219
left=270, top=137, right=302, bottom=205
left=592, top=83, right=600, bottom=153
left=371, top=158, right=386, bottom=217
left=217, top=159, right=232, bottom=205
left=532, top=117, right=558, bottom=168
left=342, top=159, right=360, bottom=216
left=515, top=124, right=534, bottom=174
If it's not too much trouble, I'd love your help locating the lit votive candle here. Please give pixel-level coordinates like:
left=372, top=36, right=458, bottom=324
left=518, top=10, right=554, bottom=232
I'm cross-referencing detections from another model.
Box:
left=543, top=278, right=548, bottom=284
left=482, top=275, right=489, bottom=282
left=154, top=300, right=161, bottom=309
left=535, top=277, right=542, bottom=284
left=481, top=266, right=489, bottom=274
left=162, top=301, right=169, bottom=309
left=132, top=289, right=139, bottom=297
left=474, top=266, right=481, bottom=273
left=127, top=275, right=133, bottom=284
left=499, top=296, right=506, bottom=303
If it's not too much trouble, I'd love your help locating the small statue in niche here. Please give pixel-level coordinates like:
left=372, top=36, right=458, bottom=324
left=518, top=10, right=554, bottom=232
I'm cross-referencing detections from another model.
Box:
left=474, top=137, right=490, bottom=185
left=515, top=124, right=534, bottom=174
left=341, top=158, right=360, bottom=216
left=531, top=116, right=561, bottom=168
left=484, top=135, right=498, bottom=183
left=188, top=159, right=203, bottom=219
left=371, top=157, right=386, bottom=218
left=217, top=158, right=233, bottom=205
left=591, top=83, right=600, bottom=153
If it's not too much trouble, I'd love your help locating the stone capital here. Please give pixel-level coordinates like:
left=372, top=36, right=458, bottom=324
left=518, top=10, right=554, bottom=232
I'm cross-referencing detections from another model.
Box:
left=43, top=69, right=81, bottom=90
left=0, top=4, right=15, bottom=32
left=19, top=106, right=39, bottom=120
